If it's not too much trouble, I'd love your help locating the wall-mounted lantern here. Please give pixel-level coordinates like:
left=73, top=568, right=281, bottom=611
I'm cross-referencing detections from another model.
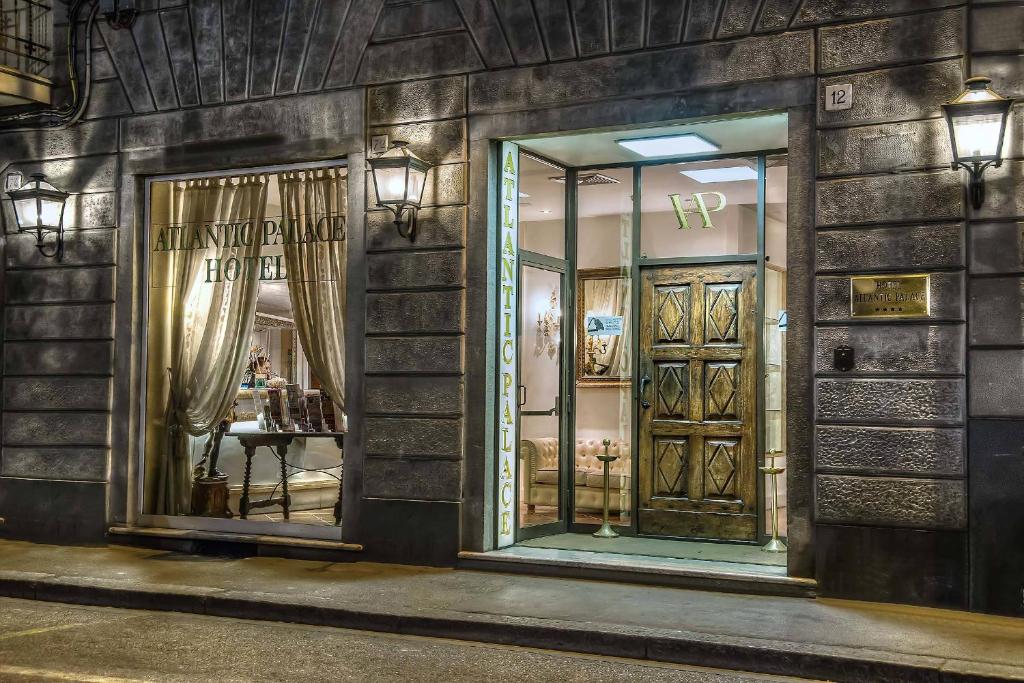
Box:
left=942, top=76, right=1014, bottom=210
left=7, top=173, right=69, bottom=261
left=368, top=140, right=430, bottom=241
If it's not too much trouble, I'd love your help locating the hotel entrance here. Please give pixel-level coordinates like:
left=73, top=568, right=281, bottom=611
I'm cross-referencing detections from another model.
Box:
left=497, top=114, right=791, bottom=573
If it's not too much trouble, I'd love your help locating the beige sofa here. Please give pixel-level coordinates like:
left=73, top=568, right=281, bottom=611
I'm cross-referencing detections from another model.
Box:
left=520, top=438, right=631, bottom=513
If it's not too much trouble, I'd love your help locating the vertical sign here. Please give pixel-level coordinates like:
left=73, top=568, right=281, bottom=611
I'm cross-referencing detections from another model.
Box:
left=497, top=142, right=519, bottom=547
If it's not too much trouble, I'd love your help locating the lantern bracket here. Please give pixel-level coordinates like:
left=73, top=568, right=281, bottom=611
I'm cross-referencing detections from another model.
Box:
left=956, top=159, right=999, bottom=210
left=388, top=205, right=418, bottom=241
left=33, top=223, right=65, bottom=261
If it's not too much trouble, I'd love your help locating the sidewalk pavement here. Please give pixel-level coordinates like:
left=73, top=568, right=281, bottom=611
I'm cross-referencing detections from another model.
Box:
left=0, top=540, right=1021, bottom=682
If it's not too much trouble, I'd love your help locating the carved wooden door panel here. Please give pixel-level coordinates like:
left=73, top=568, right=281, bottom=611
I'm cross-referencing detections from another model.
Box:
left=637, top=263, right=758, bottom=541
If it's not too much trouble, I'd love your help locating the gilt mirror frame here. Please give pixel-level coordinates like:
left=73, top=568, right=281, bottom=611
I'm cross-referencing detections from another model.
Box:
left=575, top=266, right=631, bottom=387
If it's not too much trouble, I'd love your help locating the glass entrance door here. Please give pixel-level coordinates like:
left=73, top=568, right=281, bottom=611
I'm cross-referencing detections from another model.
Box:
left=515, top=151, right=570, bottom=541
left=517, top=260, right=567, bottom=539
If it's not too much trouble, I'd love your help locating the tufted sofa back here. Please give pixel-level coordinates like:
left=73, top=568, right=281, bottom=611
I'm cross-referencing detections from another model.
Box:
left=575, top=439, right=630, bottom=474
left=520, top=437, right=631, bottom=479
left=523, top=437, right=559, bottom=471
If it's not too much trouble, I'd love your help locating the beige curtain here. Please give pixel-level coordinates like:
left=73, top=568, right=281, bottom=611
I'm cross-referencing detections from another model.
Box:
left=278, top=168, right=347, bottom=412
left=154, top=175, right=269, bottom=515
left=586, top=277, right=631, bottom=378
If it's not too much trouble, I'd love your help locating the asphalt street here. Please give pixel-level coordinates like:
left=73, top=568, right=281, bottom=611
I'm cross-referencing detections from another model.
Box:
left=0, top=597, right=821, bottom=682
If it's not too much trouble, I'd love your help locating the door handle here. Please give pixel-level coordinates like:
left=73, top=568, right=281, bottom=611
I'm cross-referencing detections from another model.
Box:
left=518, top=385, right=526, bottom=407
left=639, top=374, right=651, bottom=409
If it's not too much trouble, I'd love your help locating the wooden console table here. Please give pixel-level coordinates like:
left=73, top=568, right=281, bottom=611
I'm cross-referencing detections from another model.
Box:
left=226, top=431, right=345, bottom=525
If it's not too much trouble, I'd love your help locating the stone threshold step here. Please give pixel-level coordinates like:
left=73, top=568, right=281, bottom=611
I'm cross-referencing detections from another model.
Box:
left=108, top=525, right=364, bottom=552
left=0, top=570, right=1011, bottom=683
left=458, top=548, right=817, bottom=598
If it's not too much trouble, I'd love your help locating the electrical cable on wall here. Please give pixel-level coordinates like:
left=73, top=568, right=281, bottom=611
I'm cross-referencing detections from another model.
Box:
left=0, top=0, right=103, bottom=130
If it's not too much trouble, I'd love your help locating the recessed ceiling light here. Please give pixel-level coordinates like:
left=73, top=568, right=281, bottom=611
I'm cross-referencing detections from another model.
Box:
left=680, top=166, right=758, bottom=183
left=519, top=191, right=530, bottom=198
left=616, top=133, right=719, bottom=158
left=540, top=209, right=552, bottom=214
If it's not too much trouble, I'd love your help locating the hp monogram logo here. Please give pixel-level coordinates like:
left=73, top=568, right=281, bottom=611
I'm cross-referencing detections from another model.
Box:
left=668, top=191, right=727, bottom=229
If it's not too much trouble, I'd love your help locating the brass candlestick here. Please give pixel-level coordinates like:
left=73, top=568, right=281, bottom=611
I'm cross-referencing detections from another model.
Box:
left=593, top=438, right=619, bottom=539
left=760, top=449, right=786, bottom=553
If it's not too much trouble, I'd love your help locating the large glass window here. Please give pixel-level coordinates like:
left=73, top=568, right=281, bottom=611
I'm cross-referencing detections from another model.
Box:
left=574, top=167, right=633, bottom=526
left=502, top=118, right=791, bottom=552
left=641, top=158, right=759, bottom=259
left=518, top=154, right=565, bottom=258
left=143, top=166, right=348, bottom=534
left=763, top=155, right=788, bottom=538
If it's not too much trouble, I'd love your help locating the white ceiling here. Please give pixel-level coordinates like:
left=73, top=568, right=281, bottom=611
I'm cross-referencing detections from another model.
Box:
left=516, top=113, right=789, bottom=224
left=517, top=112, right=789, bottom=167
left=519, top=156, right=788, bottom=223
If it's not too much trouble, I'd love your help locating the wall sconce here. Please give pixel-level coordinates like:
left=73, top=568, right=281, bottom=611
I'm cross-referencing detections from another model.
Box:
left=537, top=288, right=560, bottom=357
left=583, top=335, right=609, bottom=375
left=368, top=140, right=431, bottom=241
left=942, top=76, right=1014, bottom=210
left=7, top=173, right=69, bottom=261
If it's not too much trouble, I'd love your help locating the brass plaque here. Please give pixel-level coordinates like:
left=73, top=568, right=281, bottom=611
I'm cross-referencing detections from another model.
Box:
left=850, top=274, right=930, bottom=318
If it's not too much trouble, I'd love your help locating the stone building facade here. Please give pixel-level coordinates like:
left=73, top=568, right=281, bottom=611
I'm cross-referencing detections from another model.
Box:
left=0, top=0, right=1021, bottom=615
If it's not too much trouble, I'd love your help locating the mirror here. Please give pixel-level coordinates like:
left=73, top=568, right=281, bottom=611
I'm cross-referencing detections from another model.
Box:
left=576, top=267, right=631, bottom=386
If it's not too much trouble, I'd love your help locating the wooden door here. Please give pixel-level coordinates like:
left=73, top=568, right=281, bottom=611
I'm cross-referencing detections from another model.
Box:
left=637, top=263, right=758, bottom=541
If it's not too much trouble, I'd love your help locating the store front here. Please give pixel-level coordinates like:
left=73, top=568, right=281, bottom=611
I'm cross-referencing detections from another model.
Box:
left=489, top=113, right=801, bottom=576
left=5, top=0, right=1016, bottom=614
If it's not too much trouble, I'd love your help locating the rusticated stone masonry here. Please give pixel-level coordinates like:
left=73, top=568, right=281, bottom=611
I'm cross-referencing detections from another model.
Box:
left=0, top=0, right=1020, bottom=614
left=812, top=3, right=969, bottom=606
left=361, top=76, right=468, bottom=563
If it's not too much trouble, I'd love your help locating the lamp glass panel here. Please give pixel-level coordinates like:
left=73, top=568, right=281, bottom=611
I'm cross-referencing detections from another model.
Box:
left=952, top=112, right=1003, bottom=160
left=406, top=166, right=426, bottom=204
left=374, top=165, right=407, bottom=204
left=39, top=197, right=63, bottom=228
left=13, top=197, right=38, bottom=231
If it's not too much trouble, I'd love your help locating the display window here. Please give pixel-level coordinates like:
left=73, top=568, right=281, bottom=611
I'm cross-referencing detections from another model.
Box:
left=141, top=162, right=348, bottom=538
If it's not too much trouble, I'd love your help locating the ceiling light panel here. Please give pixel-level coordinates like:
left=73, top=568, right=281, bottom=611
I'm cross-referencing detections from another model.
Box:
left=616, top=133, right=720, bottom=158
left=680, top=166, right=758, bottom=183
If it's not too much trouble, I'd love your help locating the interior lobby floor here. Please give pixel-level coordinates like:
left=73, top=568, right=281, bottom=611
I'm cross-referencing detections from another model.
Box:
left=471, top=533, right=796, bottom=591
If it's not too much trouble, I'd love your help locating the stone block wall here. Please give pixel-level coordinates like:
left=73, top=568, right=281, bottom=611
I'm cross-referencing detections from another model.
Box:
left=964, top=0, right=1024, bottom=617
left=0, top=0, right=1018, bottom=611
left=360, top=76, right=468, bottom=564
left=0, top=130, right=118, bottom=543
left=812, top=3, right=970, bottom=608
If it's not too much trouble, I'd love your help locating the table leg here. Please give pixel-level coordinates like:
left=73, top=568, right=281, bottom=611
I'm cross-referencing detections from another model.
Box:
left=240, top=445, right=255, bottom=520
left=278, top=444, right=290, bottom=521
left=333, top=436, right=344, bottom=526
left=333, top=471, right=343, bottom=526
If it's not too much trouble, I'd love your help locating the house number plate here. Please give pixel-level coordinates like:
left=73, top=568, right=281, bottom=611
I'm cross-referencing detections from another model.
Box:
left=824, top=83, right=853, bottom=111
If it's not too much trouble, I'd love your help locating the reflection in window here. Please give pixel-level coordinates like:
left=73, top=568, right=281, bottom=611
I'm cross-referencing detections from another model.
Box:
left=764, top=155, right=788, bottom=538
left=519, top=266, right=563, bottom=529
left=144, top=168, right=348, bottom=529
left=518, top=153, right=565, bottom=258
left=574, top=167, right=633, bottom=525
left=640, top=158, right=759, bottom=260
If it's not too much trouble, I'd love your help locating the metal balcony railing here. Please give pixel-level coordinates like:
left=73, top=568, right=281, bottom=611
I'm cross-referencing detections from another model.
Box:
left=0, top=0, right=51, bottom=78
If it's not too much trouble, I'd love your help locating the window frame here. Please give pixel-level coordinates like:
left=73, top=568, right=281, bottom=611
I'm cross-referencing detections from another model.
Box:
left=135, top=158, right=350, bottom=541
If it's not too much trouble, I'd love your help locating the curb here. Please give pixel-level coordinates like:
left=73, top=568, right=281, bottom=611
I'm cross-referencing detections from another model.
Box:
left=0, top=574, right=1014, bottom=683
